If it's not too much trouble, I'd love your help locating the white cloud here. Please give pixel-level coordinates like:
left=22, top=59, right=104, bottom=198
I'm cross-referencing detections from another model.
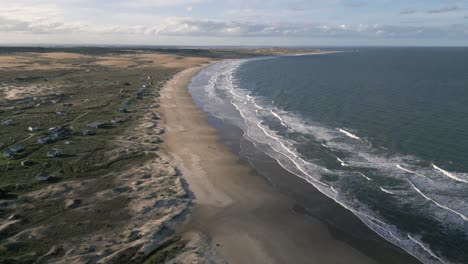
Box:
left=0, top=1, right=467, bottom=45
left=428, top=6, right=462, bottom=14
left=1, top=11, right=467, bottom=40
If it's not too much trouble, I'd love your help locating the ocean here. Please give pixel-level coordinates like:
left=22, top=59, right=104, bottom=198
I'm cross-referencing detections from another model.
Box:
left=189, top=48, right=468, bottom=264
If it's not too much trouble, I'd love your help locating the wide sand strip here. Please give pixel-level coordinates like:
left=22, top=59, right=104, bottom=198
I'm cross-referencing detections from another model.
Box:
left=159, top=65, right=387, bottom=264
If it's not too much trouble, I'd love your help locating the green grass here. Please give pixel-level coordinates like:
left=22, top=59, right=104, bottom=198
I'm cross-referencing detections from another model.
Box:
left=0, top=54, right=178, bottom=263
left=142, top=236, right=187, bottom=264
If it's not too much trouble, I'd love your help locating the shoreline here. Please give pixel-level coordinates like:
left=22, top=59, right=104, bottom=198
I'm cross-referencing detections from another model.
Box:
left=159, top=64, right=421, bottom=263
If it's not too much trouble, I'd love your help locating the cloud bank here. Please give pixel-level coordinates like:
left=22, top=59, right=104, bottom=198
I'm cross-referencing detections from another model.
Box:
left=1, top=1, right=467, bottom=45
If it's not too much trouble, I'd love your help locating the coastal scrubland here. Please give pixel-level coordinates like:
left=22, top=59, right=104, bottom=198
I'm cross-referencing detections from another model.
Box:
left=0, top=48, right=215, bottom=263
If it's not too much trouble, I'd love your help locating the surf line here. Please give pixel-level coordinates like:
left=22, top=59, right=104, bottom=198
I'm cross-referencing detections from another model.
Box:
left=396, top=164, right=430, bottom=180
left=407, top=180, right=467, bottom=221
left=337, top=128, right=361, bottom=140
left=336, top=157, right=349, bottom=167
left=407, top=235, right=447, bottom=264
left=253, top=120, right=330, bottom=188
left=380, top=187, right=397, bottom=195
left=357, top=172, right=372, bottom=181
left=431, top=163, right=468, bottom=183
left=270, top=109, right=287, bottom=127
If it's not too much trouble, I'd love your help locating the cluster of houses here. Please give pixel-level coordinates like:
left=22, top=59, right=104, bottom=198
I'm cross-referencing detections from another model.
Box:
left=37, top=126, right=70, bottom=144
left=2, top=76, right=157, bottom=183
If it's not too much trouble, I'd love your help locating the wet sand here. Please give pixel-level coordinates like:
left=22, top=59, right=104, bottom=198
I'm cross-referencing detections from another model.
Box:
left=160, top=65, right=422, bottom=264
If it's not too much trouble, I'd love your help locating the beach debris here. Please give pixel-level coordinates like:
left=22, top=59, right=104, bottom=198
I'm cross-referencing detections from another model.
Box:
left=36, top=172, right=51, bottom=182
left=2, top=120, right=14, bottom=126
left=64, top=140, right=72, bottom=145
left=56, top=111, right=65, bottom=116
left=87, top=121, right=107, bottom=129
left=118, top=108, right=129, bottom=113
left=28, top=126, right=40, bottom=132
left=46, top=149, right=62, bottom=158
left=82, top=130, right=96, bottom=136
left=124, top=98, right=132, bottom=105
left=21, top=160, right=34, bottom=166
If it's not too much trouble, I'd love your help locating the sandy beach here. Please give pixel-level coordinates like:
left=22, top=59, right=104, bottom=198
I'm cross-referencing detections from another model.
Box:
left=159, top=65, right=422, bottom=264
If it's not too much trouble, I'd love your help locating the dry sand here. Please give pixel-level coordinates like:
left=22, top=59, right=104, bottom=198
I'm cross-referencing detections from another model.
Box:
left=160, top=66, right=384, bottom=264
left=0, top=52, right=212, bottom=71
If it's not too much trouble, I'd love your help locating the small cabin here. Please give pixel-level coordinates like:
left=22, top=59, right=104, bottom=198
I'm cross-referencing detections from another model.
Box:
left=10, top=145, right=25, bottom=153
left=82, top=130, right=95, bottom=136
left=46, top=149, right=61, bottom=158
left=36, top=173, right=51, bottom=182
left=2, top=120, right=14, bottom=126
left=48, top=126, right=67, bottom=135
left=21, top=160, right=34, bottom=166
left=37, top=136, right=53, bottom=144
left=87, top=121, right=106, bottom=129
left=111, top=118, right=123, bottom=124
left=3, top=150, right=14, bottom=158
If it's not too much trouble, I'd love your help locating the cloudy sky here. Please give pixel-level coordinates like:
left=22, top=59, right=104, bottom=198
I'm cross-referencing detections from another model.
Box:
left=1, top=0, right=467, bottom=46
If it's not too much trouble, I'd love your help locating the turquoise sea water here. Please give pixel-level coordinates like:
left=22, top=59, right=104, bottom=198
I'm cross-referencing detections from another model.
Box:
left=190, top=48, right=468, bottom=264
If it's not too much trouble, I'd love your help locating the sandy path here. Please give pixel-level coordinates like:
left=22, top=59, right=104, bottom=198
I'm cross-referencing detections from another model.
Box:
left=159, top=66, right=379, bottom=264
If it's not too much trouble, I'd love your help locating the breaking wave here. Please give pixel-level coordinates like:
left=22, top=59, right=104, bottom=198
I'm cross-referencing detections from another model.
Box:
left=189, top=58, right=468, bottom=264
left=432, top=164, right=468, bottom=184
left=337, top=128, right=361, bottom=140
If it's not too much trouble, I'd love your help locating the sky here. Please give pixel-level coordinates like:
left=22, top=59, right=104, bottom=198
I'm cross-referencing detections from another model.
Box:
left=1, top=0, right=468, bottom=46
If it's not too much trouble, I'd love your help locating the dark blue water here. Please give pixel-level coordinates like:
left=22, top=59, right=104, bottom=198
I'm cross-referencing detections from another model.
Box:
left=190, top=48, right=468, bottom=264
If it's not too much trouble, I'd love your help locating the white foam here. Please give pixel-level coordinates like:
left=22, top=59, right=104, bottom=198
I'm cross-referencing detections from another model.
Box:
left=432, top=163, right=468, bottom=183
left=192, top=58, right=459, bottom=264
left=396, top=164, right=430, bottom=180
left=270, top=109, right=287, bottom=127
left=337, top=128, right=361, bottom=140
left=407, top=235, right=447, bottom=264
left=407, top=180, right=467, bottom=221
left=336, top=157, right=348, bottom=167
left=252, top=120, right=330, bottom=188
left=331, top=186, right=339, bottom=194
left=358, top=172, right=372, bottom=181
left=380, top=187, right=397, bottom=195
